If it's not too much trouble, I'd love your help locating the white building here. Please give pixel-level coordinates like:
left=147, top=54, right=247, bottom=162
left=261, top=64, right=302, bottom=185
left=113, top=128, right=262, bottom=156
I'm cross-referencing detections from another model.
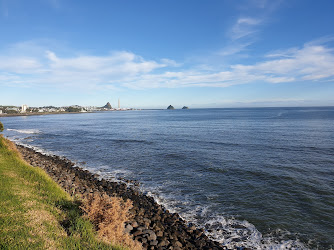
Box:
left=21, top=104, right=28, bottom=113
left=0, top=110, right=2, bottom=114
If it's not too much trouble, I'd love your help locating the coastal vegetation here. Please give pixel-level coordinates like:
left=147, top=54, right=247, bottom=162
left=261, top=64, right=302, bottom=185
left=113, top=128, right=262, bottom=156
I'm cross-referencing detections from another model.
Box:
left=65, top=106, right=82, bottom=113
left=81, top=194, right=141, bottom=249
left=0, top=122, right=3, bottom=132
left=0, top=135, right=134, bottom=249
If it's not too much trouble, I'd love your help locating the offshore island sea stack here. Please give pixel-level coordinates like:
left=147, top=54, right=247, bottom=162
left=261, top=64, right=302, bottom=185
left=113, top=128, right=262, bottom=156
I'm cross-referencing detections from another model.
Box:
left=167, top=105, right=189, bottom=110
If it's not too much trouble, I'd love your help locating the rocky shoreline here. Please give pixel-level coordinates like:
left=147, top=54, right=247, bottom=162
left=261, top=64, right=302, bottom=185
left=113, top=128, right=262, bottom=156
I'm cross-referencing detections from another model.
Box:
left=16, top=144, right=229, bottom=250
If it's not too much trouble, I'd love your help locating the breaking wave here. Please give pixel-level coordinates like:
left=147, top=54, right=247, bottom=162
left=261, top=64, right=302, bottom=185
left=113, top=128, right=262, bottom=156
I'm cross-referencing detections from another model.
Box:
left=141, top=188, right=307, bottom=249
left=7, top=128, right=41, bottom=134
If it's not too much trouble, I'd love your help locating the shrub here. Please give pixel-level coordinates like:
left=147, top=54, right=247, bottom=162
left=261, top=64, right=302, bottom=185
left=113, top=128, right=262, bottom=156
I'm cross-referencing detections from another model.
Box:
left=81, top=194, right=142, bottom=250
left=0, top=121, right=4, bottom=132
left=65, top=107, right=81, bottom=112
left=5, top=109, right=19, bottom=114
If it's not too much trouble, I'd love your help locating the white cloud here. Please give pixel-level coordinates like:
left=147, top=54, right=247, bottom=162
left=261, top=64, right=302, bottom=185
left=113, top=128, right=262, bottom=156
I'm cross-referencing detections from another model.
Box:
left=0, top=39, right=334, bottom=91
left=237, top=18, right=261, bottom=25
left=221, top=0, right=284, bottom=57
left=46, top=51, right=163, bottom=74
left=0, top=57, right=42, bottom=73
left=220, top=16, right=263, bottom=57
left=46, top=50, right=58, bottom=62
left=0, top=43, right=170, bottom=90
left=237, top=44, right=334, bottom=81
left=230, top=17, right=262, bottom=40
left=218, top=42, right=253, bottom=56
left=265, top=48, right=300, bottom=58
left=122, top=42, right=334, bottom=89
left=160, top=58, right=182, bottom=67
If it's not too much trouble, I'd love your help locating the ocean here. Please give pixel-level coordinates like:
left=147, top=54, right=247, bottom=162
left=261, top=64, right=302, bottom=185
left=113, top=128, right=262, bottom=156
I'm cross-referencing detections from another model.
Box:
left=2, top=107, right=334, bottom=249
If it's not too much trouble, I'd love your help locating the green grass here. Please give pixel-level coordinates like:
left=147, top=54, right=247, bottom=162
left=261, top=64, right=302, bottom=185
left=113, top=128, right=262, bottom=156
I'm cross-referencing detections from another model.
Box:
left=0, top=136, right=123, bottom=249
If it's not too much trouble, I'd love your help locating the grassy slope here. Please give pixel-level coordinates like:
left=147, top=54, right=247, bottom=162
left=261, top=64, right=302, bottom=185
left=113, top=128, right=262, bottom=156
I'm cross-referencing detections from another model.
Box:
left=0, top=136, right=122, bottom=250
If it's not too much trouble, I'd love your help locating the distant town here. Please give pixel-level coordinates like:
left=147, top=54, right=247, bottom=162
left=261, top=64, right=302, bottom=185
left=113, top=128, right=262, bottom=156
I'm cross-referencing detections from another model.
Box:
left=0, top=101, right=137, bottom=116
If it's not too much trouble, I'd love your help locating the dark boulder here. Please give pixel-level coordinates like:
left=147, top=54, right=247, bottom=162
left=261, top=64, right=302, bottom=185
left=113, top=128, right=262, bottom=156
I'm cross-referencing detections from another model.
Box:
left=103, top=102, right=112, bottom=109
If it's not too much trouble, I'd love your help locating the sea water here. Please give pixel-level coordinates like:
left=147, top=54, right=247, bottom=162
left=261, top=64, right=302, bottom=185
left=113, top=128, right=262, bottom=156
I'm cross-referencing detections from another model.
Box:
left=2, top=107, right=334, bottom=249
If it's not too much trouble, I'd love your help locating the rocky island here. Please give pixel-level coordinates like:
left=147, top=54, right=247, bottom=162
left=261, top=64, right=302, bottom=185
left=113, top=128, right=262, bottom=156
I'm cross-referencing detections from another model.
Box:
left=167, top=105, right=175, bottom=110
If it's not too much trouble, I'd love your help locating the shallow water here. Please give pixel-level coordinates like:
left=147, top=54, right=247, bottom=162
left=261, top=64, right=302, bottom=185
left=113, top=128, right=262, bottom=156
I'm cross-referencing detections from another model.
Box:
left=2, top=107, right=334, bottom=249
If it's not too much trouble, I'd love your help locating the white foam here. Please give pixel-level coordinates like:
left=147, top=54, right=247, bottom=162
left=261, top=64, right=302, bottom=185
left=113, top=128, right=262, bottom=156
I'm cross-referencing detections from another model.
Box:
left=192, top=213, right=307, bottom=249
left=7, top=128, right=41, bottom=134
left=128, top=184, right=308, bottom=249
left=99, top=168, right=133, bottom=181
left=14, top=141, right=58, bottom=157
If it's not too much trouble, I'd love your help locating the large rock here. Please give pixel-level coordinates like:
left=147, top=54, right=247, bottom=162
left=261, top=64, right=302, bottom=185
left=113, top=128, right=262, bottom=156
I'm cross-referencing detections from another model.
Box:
left=103, top=102, right=112, bottom=109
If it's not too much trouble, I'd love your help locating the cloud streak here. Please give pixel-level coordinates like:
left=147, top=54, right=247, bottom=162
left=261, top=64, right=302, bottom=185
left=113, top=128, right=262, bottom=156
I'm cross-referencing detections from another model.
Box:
left=230, top=17, right=262, bottom=40
left=219, top=0, right=284, bottom=57
left=0, top=40, right=334, bottom=91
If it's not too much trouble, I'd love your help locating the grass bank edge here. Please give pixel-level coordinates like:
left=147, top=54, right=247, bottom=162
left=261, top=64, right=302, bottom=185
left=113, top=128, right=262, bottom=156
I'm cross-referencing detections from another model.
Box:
left=0, top=135, right=125, bottom=250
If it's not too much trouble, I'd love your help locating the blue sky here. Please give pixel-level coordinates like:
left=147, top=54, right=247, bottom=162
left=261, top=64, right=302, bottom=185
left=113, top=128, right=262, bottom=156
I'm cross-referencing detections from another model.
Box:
left=1, top=0, right=334, bottom=108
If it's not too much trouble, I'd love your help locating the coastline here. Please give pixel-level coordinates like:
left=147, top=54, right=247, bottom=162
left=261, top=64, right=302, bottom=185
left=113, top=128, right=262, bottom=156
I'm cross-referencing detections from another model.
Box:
left=16, top=143, right=227, bottom=250
left=0, top=109, right=136, bottom=118
left=0, top=111, right=94, bottom=117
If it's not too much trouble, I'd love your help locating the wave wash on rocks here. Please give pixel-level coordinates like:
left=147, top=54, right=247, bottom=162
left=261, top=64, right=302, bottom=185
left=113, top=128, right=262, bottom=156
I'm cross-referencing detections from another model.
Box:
left=16, top=144, right=232, bottom=250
